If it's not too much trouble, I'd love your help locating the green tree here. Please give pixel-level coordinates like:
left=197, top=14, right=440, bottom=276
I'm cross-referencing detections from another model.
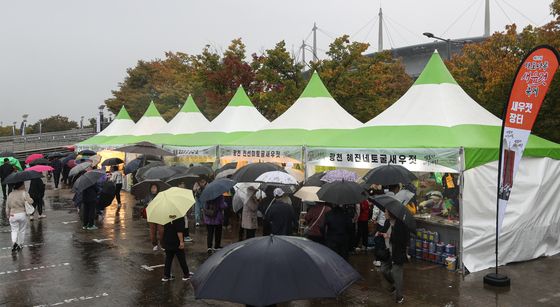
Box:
left=27, top=115, right=78, bottom=133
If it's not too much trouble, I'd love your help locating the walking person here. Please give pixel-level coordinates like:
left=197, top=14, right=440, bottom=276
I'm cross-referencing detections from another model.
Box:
left=204, top=195, right=227, bottom=253
left=264, top=188, right=297, bottom=236
left=380, top=210, right=409, bottom=304
left=240, top=186, right=259, bottom=240
left=51, top=157, right=63, bottom=189
left=321, top=204, right=353, bottom=260
left=1, top=158, right=16, bottom=199
left=193, top=177, right=208, bottom=227
left=177, top=182, right=193, bottom=243
left=110, top=166, right=123, bottom=209
left=81, top=184, right=98, bottom=230
left=144, top=184, right=162, bottom=251
left=355, top=199, right=371, bottom=252
left=304, top=201, right=331, bottom=244
left=6, top=182, right=33, bottom=252
left=61, top=163, right=70, bottom=186
left=161, top=217, right=193, bottom=282
left=28, top=176, right=46, bottom=220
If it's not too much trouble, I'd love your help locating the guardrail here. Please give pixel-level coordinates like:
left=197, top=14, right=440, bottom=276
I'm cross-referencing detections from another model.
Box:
left=0, top=129, right=96, bottom=152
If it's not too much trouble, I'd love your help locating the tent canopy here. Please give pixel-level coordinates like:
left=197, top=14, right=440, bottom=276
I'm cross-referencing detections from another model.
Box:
left=161, top=95, right=210, bottom=135
left=225, top=71, right=361, bottom=147
left=79, top=106, right=136, bottom=145
left=320, top=51, right=560, bottom=170
left=131, top=101, right=168, bottom=136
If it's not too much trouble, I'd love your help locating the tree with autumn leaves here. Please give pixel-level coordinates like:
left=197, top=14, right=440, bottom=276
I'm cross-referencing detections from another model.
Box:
left=448, top=0, right=560, bottom=143
left=104, top=37, right=411, bottom=123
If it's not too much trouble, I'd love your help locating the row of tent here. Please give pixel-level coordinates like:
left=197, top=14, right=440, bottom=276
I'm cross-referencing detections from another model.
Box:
left=80, top=51, right=560, bottom=274
left=81, top=51, right=560, bottom=171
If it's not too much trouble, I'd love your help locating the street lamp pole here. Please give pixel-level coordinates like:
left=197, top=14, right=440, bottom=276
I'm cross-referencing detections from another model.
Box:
left=423, top=32, right=451, bottom=60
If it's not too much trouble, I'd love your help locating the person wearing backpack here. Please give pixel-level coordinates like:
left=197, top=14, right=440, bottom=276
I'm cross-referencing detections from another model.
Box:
left=204, top=195, right=227, bottom=253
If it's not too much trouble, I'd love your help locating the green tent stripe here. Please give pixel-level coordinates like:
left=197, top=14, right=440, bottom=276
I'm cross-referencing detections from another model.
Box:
left=299, top=71, right=333, bottom=98
left=115, top=106, right=132, bottom=120
left=228, top=86, right=254, bottom=107
left=414, top=52, right=458, bottom=85
left=180, top=95, right=201, bottom=113
left=143, top=101, right=162, bottom=117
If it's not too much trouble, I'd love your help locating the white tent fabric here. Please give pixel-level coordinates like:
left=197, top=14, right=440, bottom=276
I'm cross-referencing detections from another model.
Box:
left=165, top=111, right=210, bottom=134
left=97, top=117, right=135, bottom=136
left=367, top=83, right=502, bottom=127
left=205, top=86, right=269, bottom=133
left=462, top=157, right=560, bottom=272
left=133, top=116, right=168, bottom=136
left=265, top=72, right=362, bottom=130
left=266, top=96, right=362, bottom=130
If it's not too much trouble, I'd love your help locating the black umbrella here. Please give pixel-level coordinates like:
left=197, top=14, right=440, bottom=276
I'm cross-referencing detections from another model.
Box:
left=317, top=181, right=367, bottom=205
left=2, top=171, right=43, bottom=184
left=135, top=161, right=166, bottom=181
left=372, top=194, right=416, bottom=231
left=115, top=142, right=174, bottom=156
left=124, top=158, right=142, bottom=175
left=192, top=235, right=360, bottom=306
left=29, top=158, right=51, bottom=166
left=166, top=174, right=199, bottom=189
left=46, top=152, right=65, bottom=159
left=185, top=165, right=214, bottom=178
left=101, top=157, right=124, bottom=167
left=199, top=178, right=236, bottom=203
left=304, top=171, right=326, bottom=187
left=231, top=163, right=283, bottom=183
left=69, top=161, right=92, bottom=178
left=169, top=164, right=189, bottom=174
left=137, top=154, right=163, bottom=161
left=130, top=179, right=171, bottom=199
left=0, top=151, right=14, bottom=157
left=215, top=162, right=237, bottom=176
left=71, top=170, right=106, bottom=193
left=141, top=166, right=177, bottom=181
left=362, top=165, right=417, bottom=186
left=78, top=149, right=96, bottom=156
left=61, top=153, right=77, bottom=165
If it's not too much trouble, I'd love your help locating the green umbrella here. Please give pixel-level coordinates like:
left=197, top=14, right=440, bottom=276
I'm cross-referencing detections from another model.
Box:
left=0, top=156, right=22, bottom=171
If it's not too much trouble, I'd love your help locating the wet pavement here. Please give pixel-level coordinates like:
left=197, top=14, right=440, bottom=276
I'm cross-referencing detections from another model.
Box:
left=0, top=182, right=559, bottom=307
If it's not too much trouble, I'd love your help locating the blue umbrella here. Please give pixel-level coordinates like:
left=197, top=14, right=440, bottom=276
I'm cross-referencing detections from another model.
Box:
left=199, top=178, right=236, bottom=203
left=124, top=158, right=142, bottom=175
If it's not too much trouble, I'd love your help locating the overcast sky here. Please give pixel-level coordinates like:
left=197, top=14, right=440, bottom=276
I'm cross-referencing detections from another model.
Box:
left=0, top=0, right=554, bottom=126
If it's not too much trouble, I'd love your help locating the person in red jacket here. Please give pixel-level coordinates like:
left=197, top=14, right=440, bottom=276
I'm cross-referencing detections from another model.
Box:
left=355, top=199, right=371, bottom=252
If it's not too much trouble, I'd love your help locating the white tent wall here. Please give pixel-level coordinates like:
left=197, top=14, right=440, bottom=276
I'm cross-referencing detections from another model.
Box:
left=462, top=157, right=560, bottom=272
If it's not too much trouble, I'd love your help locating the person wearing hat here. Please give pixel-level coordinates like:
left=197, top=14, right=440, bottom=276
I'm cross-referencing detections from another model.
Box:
left=263, top=188, right=297, bottom=236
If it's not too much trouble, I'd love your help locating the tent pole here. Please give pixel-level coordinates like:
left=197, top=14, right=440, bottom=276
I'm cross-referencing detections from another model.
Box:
left=459, top=147, right=465, bottom=274
left=303, top=146, right=308, bottom=180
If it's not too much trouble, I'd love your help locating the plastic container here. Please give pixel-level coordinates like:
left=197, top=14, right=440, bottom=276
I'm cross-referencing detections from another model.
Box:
left=436, top=243, right=445, bottom=254
left=422, top=240, right=429, bottom=250
left=428, top=231, right=434, bottom=242
left=415, top=249, right=422, bottom=259
left=446, top=256, right=457, bottom=271
left=416, top=239, right=422, bottom=249
left=429, top=242, right=436, bottom=253
left=445, top=243, right=456, bottom=255
left=423, top=230, right=429, bottom=241
left=433, top=232, right=440, bottom=243
left=416, top=229, right=423, bottom=238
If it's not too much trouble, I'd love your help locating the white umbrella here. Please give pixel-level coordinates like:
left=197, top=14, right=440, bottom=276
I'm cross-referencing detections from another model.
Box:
left=294, top=186, right=322, bottom=202
left=285, top=168, right=304, bottom=182
left=256, top=171, right=298, bottom=185
left=233, top=183, right=260, bottom=212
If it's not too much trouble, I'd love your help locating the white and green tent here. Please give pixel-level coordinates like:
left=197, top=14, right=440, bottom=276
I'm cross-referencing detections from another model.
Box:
left=79, top=106, right=135, bottom=149
left=221, top=72, right=362, bottom=161
left=159, top=95, right=210, bottom=135
left=308, top=51, right=560, bottom=272
left=131, top=101, right=168, bottom=137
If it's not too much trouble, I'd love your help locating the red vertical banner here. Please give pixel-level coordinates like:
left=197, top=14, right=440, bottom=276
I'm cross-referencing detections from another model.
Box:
left=497, top=46, right=559, bottom=231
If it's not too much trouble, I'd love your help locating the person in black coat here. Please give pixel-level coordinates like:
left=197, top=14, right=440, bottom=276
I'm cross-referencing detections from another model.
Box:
left=321, top=204, right=353, bottom=260
left=161, top=217, right=192, bottom=281
left=0, top=158, right=15, bottom=199
left=28, top=178, right=46, bottom=219
left=264, top=188, right=297, bottom=236
left=51, top=158, right=63, bottom=189
left=380, top=210, right=409, bottom=304
left=81, top=184, right=98, bottom=230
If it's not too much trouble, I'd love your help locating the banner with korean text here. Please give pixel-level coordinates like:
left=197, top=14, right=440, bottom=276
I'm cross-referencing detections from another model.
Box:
left=497, top=46, right=559, bottom=231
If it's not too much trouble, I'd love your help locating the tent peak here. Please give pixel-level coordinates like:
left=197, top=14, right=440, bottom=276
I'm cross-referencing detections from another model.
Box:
left=180, top=95, right=201, bottom=113
left=227, top=86, right=255, bottom=107
left=414, top=52, right=458, bottom=86
left=115, top=106, right=132, bottom=120
left=143, top=101, right=163, bottom=117
left=300, top=71, right=333, bottom=99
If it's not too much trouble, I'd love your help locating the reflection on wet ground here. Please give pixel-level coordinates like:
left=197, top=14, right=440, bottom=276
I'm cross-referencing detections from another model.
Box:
left=0, top=183, right=559, bottom=306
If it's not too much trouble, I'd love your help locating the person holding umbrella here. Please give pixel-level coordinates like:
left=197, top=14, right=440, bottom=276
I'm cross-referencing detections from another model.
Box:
left=203, top=195, right=227, bottom=253
left=264, top=188, right=297, bottom=236
left=321, top=204, right=353, bottom=260
left=240, top=185, right=259, bottom=240
left=1, top=158, right=16, bottom=199
left=81, top=184, right=99, bottom=230
left=144, top=184, right=163, bottom=251
left=28, top=174, right=46, bottom=220
left=51, top=157, right=63, bottom=189
left=6, top=182, right=33, bottom=252
left=192, top=176, right=208, bottom=227
left=110, top=166, right=123, bottom=209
